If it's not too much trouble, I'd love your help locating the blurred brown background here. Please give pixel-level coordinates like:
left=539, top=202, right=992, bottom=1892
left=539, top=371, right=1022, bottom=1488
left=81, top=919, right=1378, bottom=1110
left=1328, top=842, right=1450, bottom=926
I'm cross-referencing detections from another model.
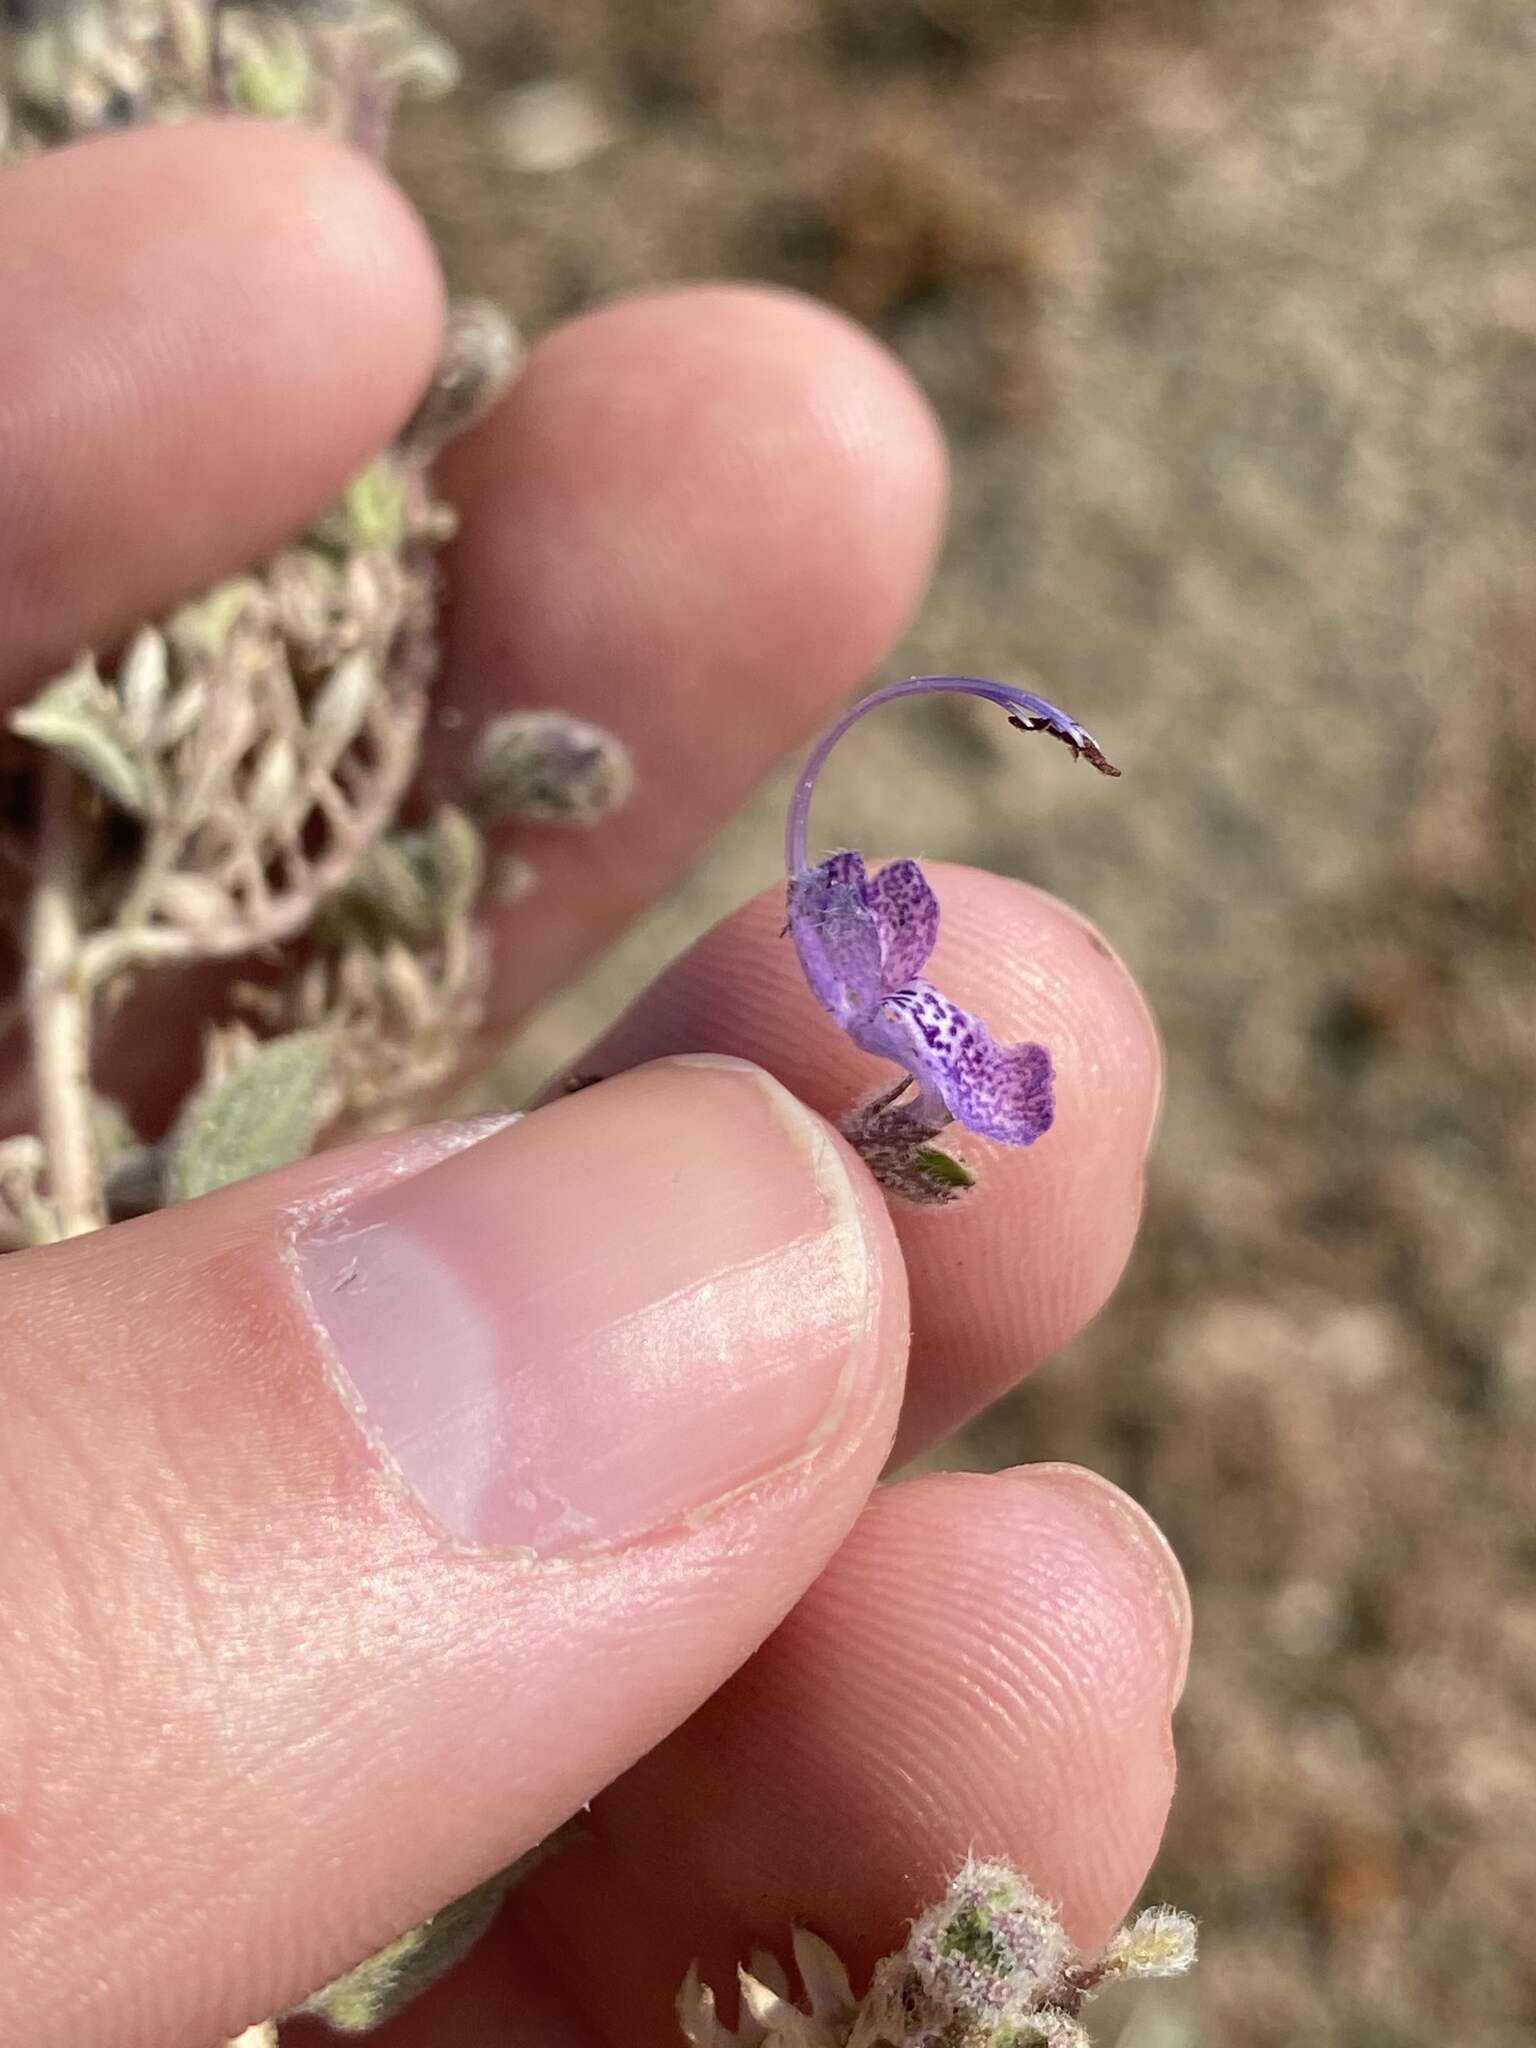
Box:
left=397, top=4, right=1536, bottom=2043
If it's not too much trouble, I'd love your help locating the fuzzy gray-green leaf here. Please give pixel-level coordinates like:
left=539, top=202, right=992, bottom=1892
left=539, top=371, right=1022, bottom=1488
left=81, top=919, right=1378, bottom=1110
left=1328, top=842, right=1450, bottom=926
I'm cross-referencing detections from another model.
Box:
left=294, top=1867, right=515, bottom=2032
left=311, top=460, right=410, bottom=554
left=912, top=1146, right=977, bottom=1191
left=170, top=1033, right=337, bottom=1201
left=11, top=658, right=147, bottom=815
left=429, top=805, right=486, bottom=920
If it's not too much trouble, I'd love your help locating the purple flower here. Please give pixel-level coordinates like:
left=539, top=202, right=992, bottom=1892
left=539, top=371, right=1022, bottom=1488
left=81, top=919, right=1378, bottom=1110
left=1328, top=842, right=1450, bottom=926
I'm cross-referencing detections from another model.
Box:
left=786, top=676, right=1119, bottom=1152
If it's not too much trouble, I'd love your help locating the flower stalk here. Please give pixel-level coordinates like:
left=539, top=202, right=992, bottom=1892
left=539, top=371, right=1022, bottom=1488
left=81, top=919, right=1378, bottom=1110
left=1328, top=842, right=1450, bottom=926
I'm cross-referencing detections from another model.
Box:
left=785, top=673, right=1117, bottom=877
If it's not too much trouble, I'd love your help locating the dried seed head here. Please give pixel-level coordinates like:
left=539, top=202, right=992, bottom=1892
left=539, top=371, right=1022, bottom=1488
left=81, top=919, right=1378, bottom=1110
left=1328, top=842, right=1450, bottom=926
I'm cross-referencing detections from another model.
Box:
left=311, top=459, right=411, bottom=555
left=344, top=837, right=437, bottom=942
left=167, top=578, right=271, bottom=669
left=222, top=9, right=311, bottom=119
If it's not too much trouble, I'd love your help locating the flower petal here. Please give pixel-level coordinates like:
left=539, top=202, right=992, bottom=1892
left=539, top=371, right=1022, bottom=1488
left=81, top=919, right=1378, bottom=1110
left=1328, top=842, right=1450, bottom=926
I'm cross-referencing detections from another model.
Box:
left=787, top=860, right=885, bottom=1029
left=820, top=849, right=868, bottom=893
left=858, top=980, right=1055, bottom=1145
left=950, top=1030, right=1054, bottom=1147
left=865, top=857, right=939, bottom=985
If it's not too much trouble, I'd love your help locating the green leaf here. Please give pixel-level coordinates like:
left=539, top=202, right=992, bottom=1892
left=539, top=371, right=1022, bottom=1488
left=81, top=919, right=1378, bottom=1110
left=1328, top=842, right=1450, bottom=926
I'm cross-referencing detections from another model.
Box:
left=911, top=1146, right=977, bottom=1191
left=170, top=1033, right=337, bottom=1201
left=11, top=657, right=147, bottom=815
left=167, top=577, right=266, bottom=660
left=295, top=1867, right=516, bottom=2033
left=311, top=460, right=410, bottom=554
left=344, top=836, right=437, bottom=942
left=429, top=805, right=486, bottom=921
left=230, top=19, right=312, bottom=120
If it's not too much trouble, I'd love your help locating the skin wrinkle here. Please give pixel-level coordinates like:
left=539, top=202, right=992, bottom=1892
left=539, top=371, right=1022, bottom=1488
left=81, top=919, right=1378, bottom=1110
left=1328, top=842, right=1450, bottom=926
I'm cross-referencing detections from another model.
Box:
left=0, top=1344, right=133, bottom=1727
left=789, top=1540, right=1083, bottom=1773
left=1031, top=1537, right=1145, bottom=1677
left=1029, top=1468, right=1192, bottom=1694
left=830, top=1600, right=1091, bottom=1818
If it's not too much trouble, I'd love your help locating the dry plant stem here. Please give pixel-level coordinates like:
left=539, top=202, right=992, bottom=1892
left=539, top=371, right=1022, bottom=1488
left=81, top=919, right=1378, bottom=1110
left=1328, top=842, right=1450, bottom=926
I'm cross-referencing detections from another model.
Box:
left=27, top=759, right=103, bottom=1236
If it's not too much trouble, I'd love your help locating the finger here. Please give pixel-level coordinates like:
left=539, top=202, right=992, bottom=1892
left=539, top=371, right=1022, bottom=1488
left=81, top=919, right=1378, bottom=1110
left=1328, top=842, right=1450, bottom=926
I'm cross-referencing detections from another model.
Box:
left=428, top=284, right=949, bottom=1023
left=0, top=119, right=444, bottom=696
left=576, top=863, right=1162, bottom=1460
left=494, top=1463, right=1189, bottom=2048
left=0, top=1059, right=907, bottom=2048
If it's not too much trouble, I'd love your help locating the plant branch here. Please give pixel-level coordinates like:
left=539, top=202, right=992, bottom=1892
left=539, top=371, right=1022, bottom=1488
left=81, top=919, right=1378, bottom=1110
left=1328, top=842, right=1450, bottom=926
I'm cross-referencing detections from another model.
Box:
left=26, top=760, right=103, bottom=1237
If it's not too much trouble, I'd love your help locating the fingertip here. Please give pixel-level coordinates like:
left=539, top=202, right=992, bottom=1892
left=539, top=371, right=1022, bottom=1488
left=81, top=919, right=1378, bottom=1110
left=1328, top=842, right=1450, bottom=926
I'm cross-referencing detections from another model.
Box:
left=432, top=281, right=948, bottom=798
left=672, top=282, right=951, bottom=673
left=979, top=876, right=1164, bottom=1169
left=870, top=1464, right=1183, bottom=1942
left=0, top=119, right=445, bottom=690
left=1002, top=1462, right=1192, bottom=1722
left=581, top=861, right=1162, bottom=1453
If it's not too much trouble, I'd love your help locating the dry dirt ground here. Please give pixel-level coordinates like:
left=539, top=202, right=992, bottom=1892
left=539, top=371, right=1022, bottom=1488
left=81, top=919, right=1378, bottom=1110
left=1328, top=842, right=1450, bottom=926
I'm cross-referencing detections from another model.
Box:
left=397, top=5, right=1536, bottom=2043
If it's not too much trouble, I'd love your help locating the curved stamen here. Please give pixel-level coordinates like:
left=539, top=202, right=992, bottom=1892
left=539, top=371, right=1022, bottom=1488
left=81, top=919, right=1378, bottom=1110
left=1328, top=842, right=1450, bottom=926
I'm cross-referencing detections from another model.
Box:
left=785, top=675, right=1120, bottom=877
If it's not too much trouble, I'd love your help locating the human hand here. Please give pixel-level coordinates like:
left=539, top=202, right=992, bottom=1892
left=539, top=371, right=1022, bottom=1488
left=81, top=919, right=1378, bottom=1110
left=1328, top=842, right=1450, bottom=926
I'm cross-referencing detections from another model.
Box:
left=0, top=123, right=1183, bottom=2047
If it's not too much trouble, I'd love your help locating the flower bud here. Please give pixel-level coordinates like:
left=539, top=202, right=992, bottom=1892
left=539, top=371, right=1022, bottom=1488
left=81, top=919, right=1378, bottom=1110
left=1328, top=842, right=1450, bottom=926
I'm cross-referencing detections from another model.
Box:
left=463, top=709, right=633, bottom=827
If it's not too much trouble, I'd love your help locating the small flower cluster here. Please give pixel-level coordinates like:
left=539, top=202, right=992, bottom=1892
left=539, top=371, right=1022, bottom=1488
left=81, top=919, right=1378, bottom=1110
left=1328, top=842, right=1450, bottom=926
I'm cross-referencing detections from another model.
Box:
left=678, top=1858, right=1196, bottom=2048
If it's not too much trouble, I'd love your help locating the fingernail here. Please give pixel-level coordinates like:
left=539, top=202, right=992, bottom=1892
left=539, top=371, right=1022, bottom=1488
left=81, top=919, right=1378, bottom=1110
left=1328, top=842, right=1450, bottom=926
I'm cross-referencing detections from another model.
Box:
left=1027, top=1465, right=1191, bottom=1706
left=290, top=1057, right=876, bottom=1553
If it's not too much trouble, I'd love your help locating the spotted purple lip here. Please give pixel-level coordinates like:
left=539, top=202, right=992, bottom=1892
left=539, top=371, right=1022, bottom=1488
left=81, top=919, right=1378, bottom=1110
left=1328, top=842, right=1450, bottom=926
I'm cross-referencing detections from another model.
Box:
left=784, top=676, right=1119, bottom=1149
